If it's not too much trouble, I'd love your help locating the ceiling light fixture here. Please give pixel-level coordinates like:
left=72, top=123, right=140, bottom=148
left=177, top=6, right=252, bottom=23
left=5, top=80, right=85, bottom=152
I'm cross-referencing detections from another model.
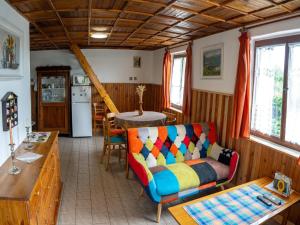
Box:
left=92, top=26, right=108, bottom=32
left=90, top=32, right=108, bottom=39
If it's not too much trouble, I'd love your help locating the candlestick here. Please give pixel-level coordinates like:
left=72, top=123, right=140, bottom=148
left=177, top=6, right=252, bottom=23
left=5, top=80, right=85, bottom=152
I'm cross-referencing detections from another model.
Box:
left=24, top=123, right=34, bottom=150
left=8, top=143, right=21, bottom=175
left=9, top=119, right=13, bottom=145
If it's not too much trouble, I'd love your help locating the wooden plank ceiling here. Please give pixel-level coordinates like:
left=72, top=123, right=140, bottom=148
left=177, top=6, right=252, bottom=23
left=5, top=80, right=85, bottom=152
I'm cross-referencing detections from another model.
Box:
left=6, top=0, right=300, bottom=50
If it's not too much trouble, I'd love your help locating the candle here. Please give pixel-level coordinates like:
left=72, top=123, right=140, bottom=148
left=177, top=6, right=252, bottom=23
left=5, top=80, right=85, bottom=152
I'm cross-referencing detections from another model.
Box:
left=9, top=119, right=13, bottom=145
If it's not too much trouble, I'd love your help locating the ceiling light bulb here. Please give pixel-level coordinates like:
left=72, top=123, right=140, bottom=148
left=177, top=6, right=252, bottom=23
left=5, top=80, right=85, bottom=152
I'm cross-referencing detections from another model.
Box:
left=90, top=32, right=108, bottom=39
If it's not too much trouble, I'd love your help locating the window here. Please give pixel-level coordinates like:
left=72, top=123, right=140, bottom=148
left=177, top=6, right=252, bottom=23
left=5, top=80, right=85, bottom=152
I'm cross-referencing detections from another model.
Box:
left=170, top=54, right=186, bottom=109
left=251, top=35, right=300, bottom=150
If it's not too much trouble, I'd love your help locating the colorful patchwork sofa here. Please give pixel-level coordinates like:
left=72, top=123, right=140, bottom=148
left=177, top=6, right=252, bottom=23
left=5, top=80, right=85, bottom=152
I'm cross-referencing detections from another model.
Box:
left=127, top=122, right=239, bottom=222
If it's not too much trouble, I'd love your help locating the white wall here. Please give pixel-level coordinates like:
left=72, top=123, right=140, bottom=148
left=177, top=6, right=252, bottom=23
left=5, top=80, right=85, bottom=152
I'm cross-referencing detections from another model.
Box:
left=152, top=17, right=300, bottom=94
left=30, top=49, right=154, bottom=83
left=0, top=1, right=31, bottom=166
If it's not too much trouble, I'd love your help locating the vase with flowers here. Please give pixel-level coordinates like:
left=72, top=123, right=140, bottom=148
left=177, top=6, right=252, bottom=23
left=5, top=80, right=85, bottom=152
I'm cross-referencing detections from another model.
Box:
left=136, top=85, right=146, bottom=116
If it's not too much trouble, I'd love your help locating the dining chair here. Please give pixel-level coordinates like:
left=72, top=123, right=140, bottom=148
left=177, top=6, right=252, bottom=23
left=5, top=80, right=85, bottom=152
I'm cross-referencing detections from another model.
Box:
left=101, top=112, right=127, bottom=171
left=162, top=110, right=177, bottom=125
left=92, top=101, right=106, bottom=135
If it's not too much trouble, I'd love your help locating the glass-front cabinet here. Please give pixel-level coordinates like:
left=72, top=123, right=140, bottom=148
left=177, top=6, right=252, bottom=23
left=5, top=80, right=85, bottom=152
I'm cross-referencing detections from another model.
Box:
left=41, top=76, right=66, bottom=103
left=37, top=66, right=70, bottom=135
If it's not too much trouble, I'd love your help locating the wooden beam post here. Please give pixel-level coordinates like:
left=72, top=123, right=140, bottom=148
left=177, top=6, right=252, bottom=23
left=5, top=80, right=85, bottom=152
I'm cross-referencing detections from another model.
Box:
left=70, top=44, right=119, bottom=113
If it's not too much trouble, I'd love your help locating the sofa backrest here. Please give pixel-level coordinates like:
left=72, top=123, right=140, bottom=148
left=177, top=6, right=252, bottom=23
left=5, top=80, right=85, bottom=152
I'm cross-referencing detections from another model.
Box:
left=127, top=122, right=218, bottom=168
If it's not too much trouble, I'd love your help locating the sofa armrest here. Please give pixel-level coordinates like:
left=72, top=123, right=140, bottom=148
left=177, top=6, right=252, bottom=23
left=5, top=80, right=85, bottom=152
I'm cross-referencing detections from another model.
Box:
left=208, top=143, right=239, bottom=181
left=128, top=152, right=150, bottom=186
left=227, top=151, right=239, bottom=181
left=128, top=152, right=161, bottom=203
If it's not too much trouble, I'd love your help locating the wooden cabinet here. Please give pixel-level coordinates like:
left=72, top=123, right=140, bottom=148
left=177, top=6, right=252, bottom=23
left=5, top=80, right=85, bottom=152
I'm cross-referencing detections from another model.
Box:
left=37, top=66, right=71, bottom=135
left=0, top=132, right=62, bottom=225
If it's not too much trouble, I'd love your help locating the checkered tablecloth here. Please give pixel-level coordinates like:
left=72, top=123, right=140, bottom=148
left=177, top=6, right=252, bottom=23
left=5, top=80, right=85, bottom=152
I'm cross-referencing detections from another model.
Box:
left=184, top=184, right=284, bottom=225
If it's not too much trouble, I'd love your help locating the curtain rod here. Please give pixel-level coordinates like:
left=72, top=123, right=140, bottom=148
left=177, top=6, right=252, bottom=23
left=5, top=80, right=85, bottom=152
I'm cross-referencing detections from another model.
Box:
left=166, top=41, right=192, bottom=50
left=239, top=10, right=300, bottom=32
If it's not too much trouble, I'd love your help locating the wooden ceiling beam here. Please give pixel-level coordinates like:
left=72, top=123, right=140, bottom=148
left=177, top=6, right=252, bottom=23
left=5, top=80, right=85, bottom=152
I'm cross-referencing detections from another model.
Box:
left=31, top=22, right=59, bottom=48
left=136, top=13, right=207, bottom=46
left=46, top=0, right=72, bottom=42
left=153, top=0, right=297, bottom=49
left=265, top=0, right=292, bottom=13
left=121, top=0, right=178, bottom=45
left=171, top=5, right=240, bottom=25
left=105, top=1, right=129, bottom=45
left=6, top=1, right=58, bottom=49
left=88, top=0, right=92, bottom=45
left=123, top=10, right=154, bottom=17
left=128, top=0, right=167, bottom=8
left=9, top=0, right=39, bottom=5
left=226, top=0, right=295, bottom=23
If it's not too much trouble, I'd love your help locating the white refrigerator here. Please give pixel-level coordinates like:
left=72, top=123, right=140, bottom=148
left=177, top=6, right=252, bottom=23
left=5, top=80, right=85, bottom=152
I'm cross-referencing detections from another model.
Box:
left=71, top=85, right=92, bottom=137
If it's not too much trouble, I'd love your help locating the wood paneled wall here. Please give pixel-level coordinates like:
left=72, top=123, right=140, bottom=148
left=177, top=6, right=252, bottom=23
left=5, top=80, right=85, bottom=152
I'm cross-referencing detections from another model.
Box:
left=91, top=83, right=161, bottom=113
left=92, top=82, right=300, bottom=224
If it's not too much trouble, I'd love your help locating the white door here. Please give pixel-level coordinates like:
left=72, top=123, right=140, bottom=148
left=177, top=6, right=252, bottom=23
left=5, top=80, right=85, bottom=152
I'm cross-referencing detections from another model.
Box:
left=72, top=102, right=92, bottom=137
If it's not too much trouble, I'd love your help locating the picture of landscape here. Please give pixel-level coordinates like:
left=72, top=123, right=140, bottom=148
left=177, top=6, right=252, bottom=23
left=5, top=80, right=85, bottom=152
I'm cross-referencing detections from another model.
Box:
left=202, top=45, right=223, bottom=78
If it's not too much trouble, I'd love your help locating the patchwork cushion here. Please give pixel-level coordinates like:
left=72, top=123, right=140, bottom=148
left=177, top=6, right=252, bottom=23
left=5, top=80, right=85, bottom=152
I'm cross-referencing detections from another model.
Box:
left=110, top=135, right=126, bottom=143
left=166, top=163, right=200, bottom=191
left=152, top=169, right=179, bottom=195
left=208, top=143, right=233, bottom=165
left=110, top=128, right=125, bottom=136
left=128, top=122, right=219, bottom=166
left=189, top=162, right=217, bottom=185
left=202, top=157, right=230, bottom=181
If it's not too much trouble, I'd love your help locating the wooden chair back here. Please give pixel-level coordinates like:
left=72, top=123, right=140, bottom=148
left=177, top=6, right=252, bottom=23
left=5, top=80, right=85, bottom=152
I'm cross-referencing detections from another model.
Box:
left=93, top=101, right=107, bottom=118
left=162, top=110, right=177, bottom=125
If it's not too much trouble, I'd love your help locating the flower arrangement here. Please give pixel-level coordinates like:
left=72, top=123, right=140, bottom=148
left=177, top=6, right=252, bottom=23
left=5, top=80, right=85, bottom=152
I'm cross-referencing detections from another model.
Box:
left=136, top=85, right=146, bottom=115
left=1, top=35, right=18, bottom=69
left=6, top=35, right=15, bottom=66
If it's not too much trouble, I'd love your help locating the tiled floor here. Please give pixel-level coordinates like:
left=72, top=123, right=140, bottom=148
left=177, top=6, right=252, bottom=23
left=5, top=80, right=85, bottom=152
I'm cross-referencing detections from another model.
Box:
left=57, top=136, right=291, bottom=225
left=57, top=136, right=179, bottom=225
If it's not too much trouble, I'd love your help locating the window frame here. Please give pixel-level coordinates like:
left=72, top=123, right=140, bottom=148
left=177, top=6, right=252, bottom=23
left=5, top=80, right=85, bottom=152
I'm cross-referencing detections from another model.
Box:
left=170, top=53, right=186, bottom=111
left=251, top=34, right=300, bottom=151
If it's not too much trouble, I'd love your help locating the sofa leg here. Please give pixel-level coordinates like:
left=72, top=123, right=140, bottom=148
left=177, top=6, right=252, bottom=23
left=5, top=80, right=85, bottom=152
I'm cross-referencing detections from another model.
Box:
left=157, top=203, right=162, bottom=223
left=126, top=155, right=130, bottom=179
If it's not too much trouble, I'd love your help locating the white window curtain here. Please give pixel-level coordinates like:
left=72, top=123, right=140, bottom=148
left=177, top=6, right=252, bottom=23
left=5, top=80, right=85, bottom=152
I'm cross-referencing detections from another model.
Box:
left=251, top=45, right=285, bottom=137
left=286, top=43, right=300, bottom=144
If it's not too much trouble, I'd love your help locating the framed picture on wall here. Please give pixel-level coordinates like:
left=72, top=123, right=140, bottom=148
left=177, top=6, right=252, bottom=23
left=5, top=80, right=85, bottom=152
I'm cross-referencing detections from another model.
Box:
left=133, top=56, right=141, bottom=68
left=201, top=43, right=224, bottom=79
left=0, top=16, right=23, bottom=80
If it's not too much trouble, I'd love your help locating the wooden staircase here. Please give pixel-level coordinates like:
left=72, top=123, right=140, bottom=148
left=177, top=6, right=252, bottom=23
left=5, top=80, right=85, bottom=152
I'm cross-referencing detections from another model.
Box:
left=70, top=44, right=119, bottom=113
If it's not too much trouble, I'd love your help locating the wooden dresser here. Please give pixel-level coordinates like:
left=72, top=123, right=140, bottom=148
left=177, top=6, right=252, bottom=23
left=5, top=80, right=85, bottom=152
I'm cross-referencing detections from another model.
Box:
left=0, top=131, right=62, bottom=225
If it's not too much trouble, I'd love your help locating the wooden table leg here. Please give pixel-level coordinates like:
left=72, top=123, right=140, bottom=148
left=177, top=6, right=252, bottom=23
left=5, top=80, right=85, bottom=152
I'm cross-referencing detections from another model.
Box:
left=281, top=207, right=291, bottom=225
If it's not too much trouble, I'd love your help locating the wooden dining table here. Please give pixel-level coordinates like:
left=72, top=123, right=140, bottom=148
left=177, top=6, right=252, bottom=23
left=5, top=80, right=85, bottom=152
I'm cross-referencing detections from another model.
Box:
left=115, top=111, right=167, bottom=128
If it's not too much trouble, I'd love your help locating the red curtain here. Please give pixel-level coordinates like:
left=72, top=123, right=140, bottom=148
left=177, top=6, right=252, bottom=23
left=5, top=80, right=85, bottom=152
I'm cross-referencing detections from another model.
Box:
left=182, top=43, right=192, bottom=116
left=231, top=32, right=251, bottom=139
left=162, top=49, right=171, bottom=109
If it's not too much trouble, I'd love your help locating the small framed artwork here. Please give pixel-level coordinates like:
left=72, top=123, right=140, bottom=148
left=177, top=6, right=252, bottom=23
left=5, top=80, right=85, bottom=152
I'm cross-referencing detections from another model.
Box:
left=133, top=56, right=141, bottom=68
left=0, top=16, right=23, bottom=80
left=201, top=43, right=224, bottom=79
